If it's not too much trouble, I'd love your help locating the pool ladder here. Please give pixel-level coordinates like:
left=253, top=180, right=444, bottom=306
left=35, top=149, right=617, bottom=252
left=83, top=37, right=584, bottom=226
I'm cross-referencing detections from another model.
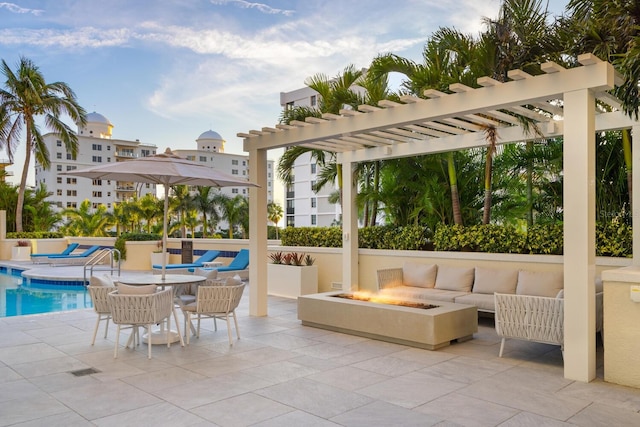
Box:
left=83, top=248, right=121, bottom=286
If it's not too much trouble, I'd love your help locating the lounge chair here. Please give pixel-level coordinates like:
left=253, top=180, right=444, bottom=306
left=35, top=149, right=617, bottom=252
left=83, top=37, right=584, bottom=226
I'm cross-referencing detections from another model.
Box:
left=47, top=245, right=102, bottom=265
left=152, top=250, right=221, bottom=273
left=31, top=243, right=80, bottom=263
left=198, top=249, right=249, bottom=279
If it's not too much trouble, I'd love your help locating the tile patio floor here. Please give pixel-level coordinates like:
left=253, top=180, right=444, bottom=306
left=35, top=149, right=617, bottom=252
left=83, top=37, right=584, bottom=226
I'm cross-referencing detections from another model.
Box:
left=2, top=283, right=640, bottom=426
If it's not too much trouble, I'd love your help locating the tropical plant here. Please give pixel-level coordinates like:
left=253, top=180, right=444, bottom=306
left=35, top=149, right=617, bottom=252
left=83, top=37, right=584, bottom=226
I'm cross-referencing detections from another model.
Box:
left=61, top=199, right=113, bottom=236
left=267, top=202, right=283, bottom=238
left=0, top=56, right=86, bottom=232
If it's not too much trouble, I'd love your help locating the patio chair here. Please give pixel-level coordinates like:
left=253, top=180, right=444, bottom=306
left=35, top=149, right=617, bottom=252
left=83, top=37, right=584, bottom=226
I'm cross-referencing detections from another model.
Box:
left=151, top=250, right=221, bottom=274
left=198, top=249, right=249, bottom=279
left=181, top=281, right=245, bottom=346
left=46, top=245, right=102, bottom=265
left=108, top=287, right=184, bottom=359
left=87, top=275, right=116, bottom=345
left=31, top=243, right=79, bottom=263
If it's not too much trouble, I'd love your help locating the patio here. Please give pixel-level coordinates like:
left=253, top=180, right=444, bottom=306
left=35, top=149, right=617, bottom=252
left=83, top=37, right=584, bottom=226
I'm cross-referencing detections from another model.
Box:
left=2, top=289, right=640, bottom=426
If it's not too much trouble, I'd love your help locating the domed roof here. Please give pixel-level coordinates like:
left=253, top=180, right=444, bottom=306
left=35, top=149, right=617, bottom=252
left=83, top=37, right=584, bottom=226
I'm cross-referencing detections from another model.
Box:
left=197, top=130, right=223, bottom=140
left=86, top=111, right=112, bottom=125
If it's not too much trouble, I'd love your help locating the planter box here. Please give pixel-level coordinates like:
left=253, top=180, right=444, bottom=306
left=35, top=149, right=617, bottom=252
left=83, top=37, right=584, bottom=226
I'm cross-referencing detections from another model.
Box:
left=150, top=252, right=170, bottom=268
left=11, top=246, right=31, bottom=261
left=267, top=264, right=318, bottom=298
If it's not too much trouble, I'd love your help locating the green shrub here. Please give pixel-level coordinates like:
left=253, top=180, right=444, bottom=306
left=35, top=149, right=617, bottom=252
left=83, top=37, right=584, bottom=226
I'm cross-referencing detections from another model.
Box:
left=113, top=232, right=161, bottom=260
left=525, top=223, right=563, bottom=254
left=6, top=231, right=64, bottom=239
left=596, top=221, right=632, bottom=257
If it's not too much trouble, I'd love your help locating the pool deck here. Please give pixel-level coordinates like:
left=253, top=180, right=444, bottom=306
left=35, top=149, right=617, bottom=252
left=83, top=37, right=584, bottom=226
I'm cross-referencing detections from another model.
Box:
left=2, top=264, right=640, bottom=425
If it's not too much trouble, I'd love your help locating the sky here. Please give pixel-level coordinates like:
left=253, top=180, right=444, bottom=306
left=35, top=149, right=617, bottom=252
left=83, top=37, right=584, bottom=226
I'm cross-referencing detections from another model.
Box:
left=1, top=0, right=568, bottom=189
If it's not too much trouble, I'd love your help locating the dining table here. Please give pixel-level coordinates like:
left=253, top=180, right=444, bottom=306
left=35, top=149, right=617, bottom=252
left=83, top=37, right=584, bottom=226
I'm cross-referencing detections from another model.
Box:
left=117, top=273, right=206, bottom=344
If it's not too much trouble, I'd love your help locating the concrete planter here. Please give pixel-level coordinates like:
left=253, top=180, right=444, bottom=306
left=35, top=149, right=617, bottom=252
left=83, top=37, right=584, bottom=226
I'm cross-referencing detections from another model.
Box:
left=267, top=264, right=318, bottom=298
left=11, top=246, right=31, bottom=261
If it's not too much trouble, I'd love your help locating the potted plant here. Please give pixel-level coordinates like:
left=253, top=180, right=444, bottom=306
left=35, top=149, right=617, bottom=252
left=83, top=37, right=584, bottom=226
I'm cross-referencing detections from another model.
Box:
left=11, top=240, right=32, bottom=261
left=150, top=240, right=170, bottom=267
left=267, top=251, right=318, bottom=298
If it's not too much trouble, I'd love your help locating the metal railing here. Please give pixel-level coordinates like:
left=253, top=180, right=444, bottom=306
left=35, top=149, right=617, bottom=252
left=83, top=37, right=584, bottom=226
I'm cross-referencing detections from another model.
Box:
left=83, top=248, right=121, bottom=285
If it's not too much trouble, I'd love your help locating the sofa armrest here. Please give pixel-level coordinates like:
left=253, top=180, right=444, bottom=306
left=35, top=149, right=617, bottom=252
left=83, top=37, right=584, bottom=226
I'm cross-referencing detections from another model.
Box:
left=377, top=268, right=403, bottom=290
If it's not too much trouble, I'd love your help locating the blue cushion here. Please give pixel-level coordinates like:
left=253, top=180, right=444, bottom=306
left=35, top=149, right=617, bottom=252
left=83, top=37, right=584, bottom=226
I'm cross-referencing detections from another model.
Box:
left=48, top=245, right=100, bottom=258
left=31, top=243, right=79, bottom=257
left=152, top=250, right=221, bottom=270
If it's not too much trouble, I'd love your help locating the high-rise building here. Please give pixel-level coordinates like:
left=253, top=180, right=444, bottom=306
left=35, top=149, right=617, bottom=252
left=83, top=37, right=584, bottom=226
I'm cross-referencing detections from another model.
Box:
left=35, top=111, right=274, bottom=232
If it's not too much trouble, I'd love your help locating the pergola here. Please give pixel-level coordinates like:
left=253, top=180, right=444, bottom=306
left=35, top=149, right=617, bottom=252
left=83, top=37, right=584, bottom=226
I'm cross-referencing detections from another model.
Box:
left=239, top=54, right=639, bottom=382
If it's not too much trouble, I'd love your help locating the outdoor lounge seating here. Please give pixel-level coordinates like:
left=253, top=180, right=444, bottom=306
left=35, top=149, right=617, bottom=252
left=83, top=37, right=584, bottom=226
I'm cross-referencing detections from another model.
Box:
left=31, top=243, right=79, bottom=263
left=181, top=281, right=245, bottom=346
left=46, top=245, right=102, bottom=265
left=196, top=249, right=249, bottom=279
left=151, top=249, right=220, bottom=273
left=87, top=274, right=116, bottom=345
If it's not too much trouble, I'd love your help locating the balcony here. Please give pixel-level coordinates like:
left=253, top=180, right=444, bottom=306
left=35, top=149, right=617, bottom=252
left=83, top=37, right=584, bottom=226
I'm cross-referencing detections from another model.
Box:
left=114, top=151, right=136, bottom=158
left=116, top=186, right=136, bottom=192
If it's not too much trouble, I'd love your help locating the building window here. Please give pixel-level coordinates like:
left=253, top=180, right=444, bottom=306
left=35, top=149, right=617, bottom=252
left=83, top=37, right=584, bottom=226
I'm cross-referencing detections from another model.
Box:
left=243, top=161, right=247, bottom=166
left=92, top=191, right=102, bottom=197
left=107, top=145, right=111, bottom=150
left=67, top=166, right=76, bottom=171
left=311, top=214, right=317, bottom=225
left=56, top=152, right=62, bottom=159
left=66, top=202, right=77, bottom=208
left=311, top=163, right=316, bottom=174
left=310, top=95, right=317, bottom=106
left=92, top=203, right=100, bottom=209
left=232, top=169, right=238, bottom=175
left=242, top=189, right=246, bottom=194
left=107, top=192, right=111, bottom=197
left=66, top=190, right=77, bottom=196
left=92, top=144, right=102, bottom=151
left=57, top=165, right=62, bottom=171
left=199, top=156, right=207, bottom=162
left=92, top=179, right=102, bottom=186
left=311, top=197, right=316, bottom=208
left=66, top=178, right=77, bottom=184
left=56, top=177, right=62, bottom=184
left=141, top=149, right=150, bottom=157
left=232, top=188, right=238, bottom=193
left=242, top=170, right=246, bottom=175
left=232, top=159, right=239, bottom=165
left=187, top=155, right=195, bottom=161
left=67, top=153, right=73, bottom=160
left=311, top=180, right=316, bottom=192
left=56, top=140, right=62, bottom=147
left=92, top=156, right=102, bottom=162
left=56, top=189, right=62, bottom=196
left=107, top=157, right=111, bottom=162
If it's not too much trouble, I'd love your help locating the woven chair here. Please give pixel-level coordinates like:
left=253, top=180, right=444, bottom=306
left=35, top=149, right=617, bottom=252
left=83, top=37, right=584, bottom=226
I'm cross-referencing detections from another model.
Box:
left=182, top=283, right=245, bottom=346
left=494, top=292, right=564, bottom=358
left=108, top=288, right=184, bottom=359
left=88, top=285, right=114, bottom=345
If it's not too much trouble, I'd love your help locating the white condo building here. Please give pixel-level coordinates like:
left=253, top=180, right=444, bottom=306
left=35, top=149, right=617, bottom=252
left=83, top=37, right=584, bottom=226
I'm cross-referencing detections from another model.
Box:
left=280, top=87, right=341, bottom=227
left=35, top=112, right=274, bottom=231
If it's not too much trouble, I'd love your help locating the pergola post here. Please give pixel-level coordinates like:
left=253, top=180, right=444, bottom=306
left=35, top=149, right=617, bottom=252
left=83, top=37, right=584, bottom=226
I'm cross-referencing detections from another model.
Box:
left=249, top=148, right=268, bottom=316
left=563, top=88, right=596, bottom=381
left=341, top=153, right=359, bottom=291
left=633, top=125, right=640, bottom=265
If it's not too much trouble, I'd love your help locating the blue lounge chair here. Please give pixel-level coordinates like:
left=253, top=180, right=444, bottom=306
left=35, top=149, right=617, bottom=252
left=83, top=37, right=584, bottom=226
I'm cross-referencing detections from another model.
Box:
left=31, top=243, right=80, bottom=263
left=152, top=250, right=221, bottom=272
left=47, top=245, right=102, bottom=264
left=198, top=249, right=249, bottom=278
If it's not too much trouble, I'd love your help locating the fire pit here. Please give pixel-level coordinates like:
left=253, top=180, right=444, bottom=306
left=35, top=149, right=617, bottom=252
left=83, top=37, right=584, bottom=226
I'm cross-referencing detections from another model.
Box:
left=332, top=292, right=439, bottom=310
left=298, top=291, right=477, bottom=350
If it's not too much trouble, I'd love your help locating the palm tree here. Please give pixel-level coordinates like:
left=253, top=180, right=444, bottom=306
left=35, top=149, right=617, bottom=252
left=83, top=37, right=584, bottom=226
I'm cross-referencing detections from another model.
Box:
left=267, top=202, right=283, bottom=238
left=61, top=199, right=113, bottom=236
left=24, top=184, right=62, bottom=231
left=169, top=185, right=192, bottom=238
left=0, top=56, right=86, bottom=232
left=192, top=186, right=221, bottom=238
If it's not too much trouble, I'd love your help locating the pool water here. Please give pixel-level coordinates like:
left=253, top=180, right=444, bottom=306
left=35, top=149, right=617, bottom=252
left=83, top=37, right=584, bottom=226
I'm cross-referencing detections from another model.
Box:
left=0, top=270, right=92, bottom=317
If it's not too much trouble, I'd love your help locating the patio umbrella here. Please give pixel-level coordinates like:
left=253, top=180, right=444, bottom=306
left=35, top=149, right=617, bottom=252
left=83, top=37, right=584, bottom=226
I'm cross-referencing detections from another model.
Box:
left=62, top=148, right=258, bottom=279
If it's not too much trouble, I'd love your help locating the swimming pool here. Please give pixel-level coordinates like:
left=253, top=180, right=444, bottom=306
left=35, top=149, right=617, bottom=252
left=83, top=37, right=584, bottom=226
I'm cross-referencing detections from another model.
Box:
left=0, top=269, right=92, bottom=317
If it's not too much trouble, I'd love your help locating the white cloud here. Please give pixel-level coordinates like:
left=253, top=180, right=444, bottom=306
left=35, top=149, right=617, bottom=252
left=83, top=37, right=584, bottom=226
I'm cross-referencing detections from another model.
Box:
left=210, top=0, right=295, bottom=16
left=0, top=2, right=44, bottom=15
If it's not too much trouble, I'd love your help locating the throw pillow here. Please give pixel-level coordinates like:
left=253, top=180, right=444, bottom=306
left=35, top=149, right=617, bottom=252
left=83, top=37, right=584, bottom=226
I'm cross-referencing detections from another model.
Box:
left=195, top=268, right=218, bottom=280
left=434, top=265, right=475, bottom=292
left=117, top=283, right=158, bottom=295
left=516, top=270, right=563, bottom=298
left=472, top=267, right=518, bottom=294
left=402, top=262, right=437, bottom=288
left=225, top=276, right=243, bottom=286
left=90, top=274, right=115, bottom=287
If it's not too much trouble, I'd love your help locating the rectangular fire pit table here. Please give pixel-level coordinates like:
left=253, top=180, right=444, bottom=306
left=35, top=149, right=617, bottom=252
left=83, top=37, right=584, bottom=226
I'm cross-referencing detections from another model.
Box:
left=298, top=292, right=478, bottom=350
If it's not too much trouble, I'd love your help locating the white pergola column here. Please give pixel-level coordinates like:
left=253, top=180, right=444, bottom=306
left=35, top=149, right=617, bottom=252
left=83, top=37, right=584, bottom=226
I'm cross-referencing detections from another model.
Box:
left=632, top=125, right=640, bottom=265
left=563, top=88, right=596, bottom=381
left=341, top=153, right=359, bottom=291
left=248, top=148, right=268, bottom=316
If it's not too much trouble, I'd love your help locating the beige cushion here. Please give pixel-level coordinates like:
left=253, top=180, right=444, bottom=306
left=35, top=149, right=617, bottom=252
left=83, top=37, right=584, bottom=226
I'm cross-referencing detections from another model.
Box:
left=195, top=268, right=218, bottom=280
left=516, top=270, right=563, bottom=298
left=90, top=274, right=115, bottom=287
left=472, top=267, right=518, bottom=295
left=402, top=262, right=437, bottom=288
left=435, top=265, right=475, bottom=292
left=117, top=283, right=157, bottom=295
left=225, top=275, right=243, bottom=286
